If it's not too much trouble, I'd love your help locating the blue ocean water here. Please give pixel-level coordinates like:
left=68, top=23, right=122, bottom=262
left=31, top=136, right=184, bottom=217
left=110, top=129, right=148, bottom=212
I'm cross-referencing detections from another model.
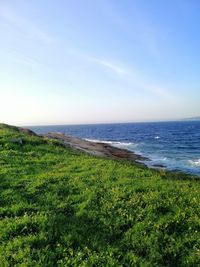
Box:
left=30, top=121, right=200, bottom=176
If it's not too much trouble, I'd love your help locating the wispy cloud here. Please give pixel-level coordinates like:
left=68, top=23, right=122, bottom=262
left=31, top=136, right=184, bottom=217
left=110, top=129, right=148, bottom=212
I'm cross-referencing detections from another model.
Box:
left=143, top=84, right=174, bottom=99
left=0, top=3, right=172, bottom=100
left=66, top=49, right=128, bottom=75
left=119, top=71, right=174, bottom=100
left=0, top=5, right=52, bottom=43
left=66, top=48, right=173, bottom=99
left=85, top=54, right=172, bottom=99
left=91, top=58, right=127, bottom=75
left=11, top=52, right=43, bottom=70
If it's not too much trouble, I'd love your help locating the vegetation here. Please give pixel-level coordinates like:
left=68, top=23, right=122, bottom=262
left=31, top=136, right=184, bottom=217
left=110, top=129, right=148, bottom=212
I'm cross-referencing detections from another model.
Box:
left=0, top=123, right=199, bottom=266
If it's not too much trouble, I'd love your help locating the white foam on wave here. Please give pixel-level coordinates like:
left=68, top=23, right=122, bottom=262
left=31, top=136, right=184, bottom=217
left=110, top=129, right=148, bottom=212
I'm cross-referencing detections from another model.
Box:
left=188, top=159, right=200, bottom=167
left=155, top=136, right=160, bottom=139
left=85, top=139, right=134, bottom=147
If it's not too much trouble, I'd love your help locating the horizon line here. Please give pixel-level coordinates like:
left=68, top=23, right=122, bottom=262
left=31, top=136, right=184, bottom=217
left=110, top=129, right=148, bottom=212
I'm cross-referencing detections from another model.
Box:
left=20, top=118, right=195, bottom=128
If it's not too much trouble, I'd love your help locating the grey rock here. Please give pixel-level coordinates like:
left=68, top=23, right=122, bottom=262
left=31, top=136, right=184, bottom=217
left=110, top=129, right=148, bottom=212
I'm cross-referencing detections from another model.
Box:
left=44, top=132, right=148, bottom=163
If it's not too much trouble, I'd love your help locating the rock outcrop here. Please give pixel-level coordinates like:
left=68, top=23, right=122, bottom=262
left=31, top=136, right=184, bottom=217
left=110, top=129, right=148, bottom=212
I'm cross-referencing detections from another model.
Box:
left=44, top=132, right=147, bottom=162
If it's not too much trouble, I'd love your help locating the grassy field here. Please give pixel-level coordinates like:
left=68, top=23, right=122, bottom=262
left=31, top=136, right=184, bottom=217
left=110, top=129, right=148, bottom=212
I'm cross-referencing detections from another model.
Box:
left=0, top=123, right=199, bottom=266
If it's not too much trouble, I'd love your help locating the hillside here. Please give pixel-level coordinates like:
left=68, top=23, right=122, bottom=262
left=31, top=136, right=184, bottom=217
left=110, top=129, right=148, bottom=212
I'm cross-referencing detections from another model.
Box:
left=0, top=124, right=199, bottom=266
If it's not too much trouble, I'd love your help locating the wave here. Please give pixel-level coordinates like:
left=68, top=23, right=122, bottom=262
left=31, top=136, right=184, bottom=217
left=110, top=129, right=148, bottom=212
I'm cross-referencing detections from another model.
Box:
left=85, top=139, right=134, bottom=147
left=188, top=159, right=200, bottom=167
left=85, top=138, right=200, bottom=173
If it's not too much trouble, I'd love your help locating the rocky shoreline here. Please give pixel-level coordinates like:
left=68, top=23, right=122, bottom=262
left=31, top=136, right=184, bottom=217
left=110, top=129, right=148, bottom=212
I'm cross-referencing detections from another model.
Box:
left=1, top=123, right=148, bottom=165
left=44, top=132, right=148, bottom=163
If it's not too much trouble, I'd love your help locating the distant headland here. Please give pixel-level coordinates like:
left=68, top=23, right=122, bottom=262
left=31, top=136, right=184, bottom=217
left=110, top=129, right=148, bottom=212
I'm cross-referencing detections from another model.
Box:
left=183, top=116, right=200, bottom=121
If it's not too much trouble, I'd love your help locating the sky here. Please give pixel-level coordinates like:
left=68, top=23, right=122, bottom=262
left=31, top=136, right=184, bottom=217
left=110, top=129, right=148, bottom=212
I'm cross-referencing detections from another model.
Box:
left=0, top=0, right=200, bottom=126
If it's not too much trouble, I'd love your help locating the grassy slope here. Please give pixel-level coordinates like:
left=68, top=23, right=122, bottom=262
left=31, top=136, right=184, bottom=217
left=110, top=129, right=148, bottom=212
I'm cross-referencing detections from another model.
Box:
left=0, top=124, right=199, bottom=267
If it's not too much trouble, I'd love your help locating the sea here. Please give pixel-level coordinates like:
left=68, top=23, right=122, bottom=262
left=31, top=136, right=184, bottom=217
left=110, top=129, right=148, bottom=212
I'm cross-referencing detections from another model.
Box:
left=29, top=121, right=200, bottom=176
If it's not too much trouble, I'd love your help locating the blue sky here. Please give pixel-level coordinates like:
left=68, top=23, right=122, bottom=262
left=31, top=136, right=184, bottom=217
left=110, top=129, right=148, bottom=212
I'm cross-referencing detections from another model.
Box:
left=0, top=0, right=200, bottom=125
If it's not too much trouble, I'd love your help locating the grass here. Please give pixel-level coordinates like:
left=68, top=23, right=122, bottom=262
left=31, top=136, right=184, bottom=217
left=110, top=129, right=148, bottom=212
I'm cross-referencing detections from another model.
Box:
left=0, top=123, right=199, bottom=266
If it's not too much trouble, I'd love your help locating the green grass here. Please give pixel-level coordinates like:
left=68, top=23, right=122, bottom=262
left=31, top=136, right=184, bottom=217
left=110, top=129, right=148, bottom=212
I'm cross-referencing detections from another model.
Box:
left=0, top=123, right=199, bottom=266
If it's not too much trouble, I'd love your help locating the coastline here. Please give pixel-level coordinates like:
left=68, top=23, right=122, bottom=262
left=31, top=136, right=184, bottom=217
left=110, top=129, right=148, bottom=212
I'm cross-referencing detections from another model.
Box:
left=44, top=132, right=148, bottom=163
left=41, top=133, right=199, bottom=178
left=2, top=123, right=198, bottom=176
